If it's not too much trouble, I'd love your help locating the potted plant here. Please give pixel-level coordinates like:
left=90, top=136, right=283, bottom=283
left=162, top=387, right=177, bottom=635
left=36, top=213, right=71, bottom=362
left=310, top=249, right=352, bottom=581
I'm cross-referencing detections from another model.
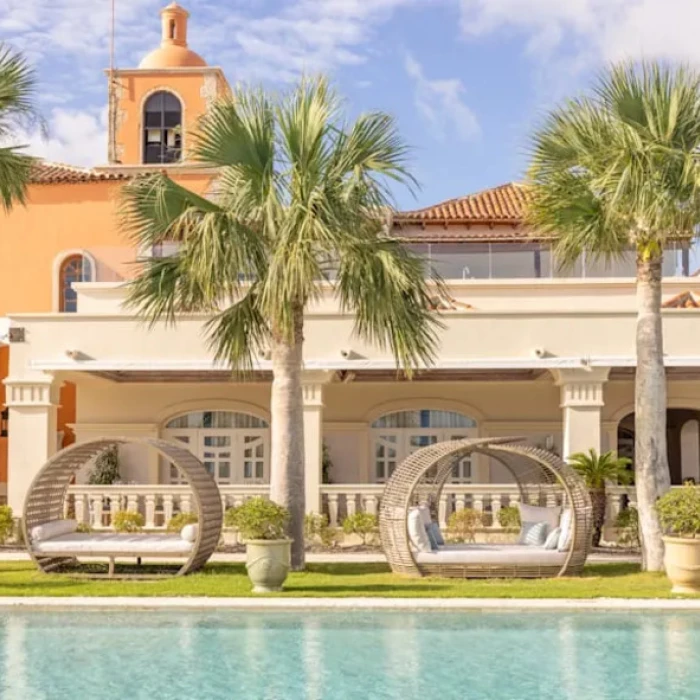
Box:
left=227, top=497, right=291, bottom=592
left=657, top=485, right=700, bottom=594
left=568, top=449, right=632, bottom=547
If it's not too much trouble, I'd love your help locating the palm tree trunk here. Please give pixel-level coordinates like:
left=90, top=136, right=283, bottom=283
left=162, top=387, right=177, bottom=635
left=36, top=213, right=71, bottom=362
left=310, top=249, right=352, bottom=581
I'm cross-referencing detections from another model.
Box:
left=589, top=487, right=607, bottom=548
left=269, top=305, right=306, bottom=571
left=635, top=253, right=671, bottom=571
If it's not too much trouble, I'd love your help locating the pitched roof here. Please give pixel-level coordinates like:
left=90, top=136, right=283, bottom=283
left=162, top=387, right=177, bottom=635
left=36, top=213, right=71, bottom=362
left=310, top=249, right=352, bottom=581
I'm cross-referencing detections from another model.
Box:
left=396, top=183, right=529, bottom=225
left=662, top=291, right=700, bottom=309
left=29, top=161, right=130, bottom=184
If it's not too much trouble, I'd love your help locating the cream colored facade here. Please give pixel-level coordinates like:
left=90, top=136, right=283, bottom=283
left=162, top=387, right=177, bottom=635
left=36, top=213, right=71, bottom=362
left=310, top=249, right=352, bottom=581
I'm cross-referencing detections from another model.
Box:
left=7, top=269, right=700, bottom=517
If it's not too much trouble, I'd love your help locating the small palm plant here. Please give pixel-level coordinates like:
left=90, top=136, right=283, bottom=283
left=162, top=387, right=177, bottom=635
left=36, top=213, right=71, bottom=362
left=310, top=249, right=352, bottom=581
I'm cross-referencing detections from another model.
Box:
left=569, top=449, right=633, bottom=547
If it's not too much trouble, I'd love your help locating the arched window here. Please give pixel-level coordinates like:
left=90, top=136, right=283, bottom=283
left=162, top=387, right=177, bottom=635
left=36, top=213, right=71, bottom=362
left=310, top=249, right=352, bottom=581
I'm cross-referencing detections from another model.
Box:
left=143, top=91, right=182, bottom=164
left=59, top=255, right=93, bottom=313
left=370, top=410, right=477, bottom=483
left=163, top=410, right=269, bottom=484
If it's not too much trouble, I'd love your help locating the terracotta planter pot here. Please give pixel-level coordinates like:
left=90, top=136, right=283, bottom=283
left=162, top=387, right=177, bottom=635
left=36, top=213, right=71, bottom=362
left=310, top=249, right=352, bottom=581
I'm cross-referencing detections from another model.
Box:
left=663, top=536, right=700, bottom=594
left=245, top=539, right=292, bottom=593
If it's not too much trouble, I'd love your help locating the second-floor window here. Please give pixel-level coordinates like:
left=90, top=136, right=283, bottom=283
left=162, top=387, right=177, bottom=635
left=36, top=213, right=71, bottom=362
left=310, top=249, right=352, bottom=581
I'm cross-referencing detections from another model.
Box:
left=143, top=91, right=182, bottom=164
left=59, top=255, right=93, bottom=313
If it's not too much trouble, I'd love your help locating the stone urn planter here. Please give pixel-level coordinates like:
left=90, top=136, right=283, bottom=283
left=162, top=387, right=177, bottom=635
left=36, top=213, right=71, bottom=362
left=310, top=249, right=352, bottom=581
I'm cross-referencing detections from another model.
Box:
left=662, top=536, right=700, bottom=594
left=225, top=496, right=292, bottom=593
left=656, top=485, right=700, bottom=594
left=245, top=539, right=292, bottom=593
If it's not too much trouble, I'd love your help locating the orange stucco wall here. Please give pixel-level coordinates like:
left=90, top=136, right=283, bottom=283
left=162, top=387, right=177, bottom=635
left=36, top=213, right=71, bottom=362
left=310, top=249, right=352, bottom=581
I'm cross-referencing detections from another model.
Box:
left=115, top=70, right=225, bottom=165
left=0, top=173, right=211, bottom=316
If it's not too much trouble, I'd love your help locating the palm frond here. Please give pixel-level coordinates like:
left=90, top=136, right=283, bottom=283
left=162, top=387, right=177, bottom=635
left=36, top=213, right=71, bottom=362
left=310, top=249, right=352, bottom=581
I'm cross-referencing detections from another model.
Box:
left=527, top=61, right=700, bottom=260
left=336, top=238, right=442, bottom=374
left=204, top=286, right=270, bottom=372
left=0, top=44, right=40, bottom=212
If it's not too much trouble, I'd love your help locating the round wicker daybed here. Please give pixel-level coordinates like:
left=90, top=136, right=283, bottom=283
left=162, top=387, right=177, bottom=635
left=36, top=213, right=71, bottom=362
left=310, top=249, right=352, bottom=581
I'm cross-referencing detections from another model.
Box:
left=379, top=437, right=592, bottom=579
left=23, top=437, right=223, bottom=578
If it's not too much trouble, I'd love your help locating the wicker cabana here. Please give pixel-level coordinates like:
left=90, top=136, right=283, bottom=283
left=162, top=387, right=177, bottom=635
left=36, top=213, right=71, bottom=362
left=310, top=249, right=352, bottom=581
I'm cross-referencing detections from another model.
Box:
left=23, top=437, right=222, bottom=577
left=379, top=437, right=592, bottom=579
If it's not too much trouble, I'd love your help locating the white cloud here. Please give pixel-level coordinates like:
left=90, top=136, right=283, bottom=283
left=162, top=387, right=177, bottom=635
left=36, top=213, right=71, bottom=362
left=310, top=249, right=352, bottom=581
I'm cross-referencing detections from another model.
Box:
left=459, top=0, right=700, bottom=66
left=404, top=54, right=480, bottom=142
left=14, top=108, right=107, bottom=166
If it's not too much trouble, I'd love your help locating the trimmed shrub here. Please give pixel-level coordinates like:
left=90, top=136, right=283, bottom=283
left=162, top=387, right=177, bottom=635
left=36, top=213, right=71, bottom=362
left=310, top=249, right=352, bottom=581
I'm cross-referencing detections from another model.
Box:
left=113, top=510, right=145, bottom=533
left=614, top=507, right=639, bottom=548
left=497, top=505, right=521, bottom=531
left=225, top=497, right=289, bottom=541
left=0, top=505, right=13, bottom=544
left=448, top=508, right=482, bottom=542
left=305, top=513, right=336, bottom=547
left=656, top=485, right=700, bottom=537
left=342, top=512, right=377, bottom=545
left=167, top=512, right=198, bottom=533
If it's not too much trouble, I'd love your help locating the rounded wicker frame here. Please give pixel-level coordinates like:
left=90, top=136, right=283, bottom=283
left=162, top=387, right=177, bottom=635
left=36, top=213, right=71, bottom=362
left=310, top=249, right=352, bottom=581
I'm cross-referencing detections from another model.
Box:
left=23, top=437, right=223, bottom=577
left=379, top=437, right=592, bottom=579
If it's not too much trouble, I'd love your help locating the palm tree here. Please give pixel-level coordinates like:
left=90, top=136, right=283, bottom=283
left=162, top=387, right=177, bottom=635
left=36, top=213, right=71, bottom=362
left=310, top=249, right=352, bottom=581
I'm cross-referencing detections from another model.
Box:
left=527, top=62, right=700, bottom=570
left=121, top=78, right=441, bottom=570
left=0, top=44, right=39, bottom=211
left=569, top=449, right=633, bottom=547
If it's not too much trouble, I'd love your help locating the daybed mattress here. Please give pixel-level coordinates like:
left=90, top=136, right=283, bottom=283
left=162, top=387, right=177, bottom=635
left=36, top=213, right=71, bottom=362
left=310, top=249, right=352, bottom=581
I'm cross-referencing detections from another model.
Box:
left=32, top=532, right=194, bottom=555
left=414, top=543, right=567, bottom=566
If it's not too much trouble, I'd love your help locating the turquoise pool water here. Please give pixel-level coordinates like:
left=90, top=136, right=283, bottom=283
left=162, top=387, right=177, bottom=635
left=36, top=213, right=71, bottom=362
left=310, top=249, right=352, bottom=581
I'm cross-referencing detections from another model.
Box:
left=0, top=609, right=699, bottom=699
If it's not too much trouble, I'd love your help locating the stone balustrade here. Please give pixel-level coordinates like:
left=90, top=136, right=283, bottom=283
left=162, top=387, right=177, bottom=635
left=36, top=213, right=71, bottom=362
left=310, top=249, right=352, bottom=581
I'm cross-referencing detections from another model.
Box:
left=66, top=484, right=269, bottom=530
left=66, top=482, right=640, bottom=532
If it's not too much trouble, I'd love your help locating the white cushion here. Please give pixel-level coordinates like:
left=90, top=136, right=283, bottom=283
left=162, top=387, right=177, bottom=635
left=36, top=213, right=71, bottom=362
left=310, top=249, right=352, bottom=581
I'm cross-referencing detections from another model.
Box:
left=181, top=524, right=198, bottom=542
left=519, top=521, right=549, bottom=546
left=414, top=543, right=567, bottom=566
left=517, top=503, right=561, bottom=530
left=407, top=508, right=432, bottom=553
left=417, top=504, right=432, bottom=526
left=32, top=532, right=193, bottom=555
left=558, top=509, right=573, bottom=551
left=30, top=519, right=77, bottom=542
left=544, top=527, right=561, bottom=550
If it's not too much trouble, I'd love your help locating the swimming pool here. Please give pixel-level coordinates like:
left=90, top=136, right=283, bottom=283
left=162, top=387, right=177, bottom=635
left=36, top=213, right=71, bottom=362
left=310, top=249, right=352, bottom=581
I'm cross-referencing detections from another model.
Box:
left=0, top=609, right=698, bottom=699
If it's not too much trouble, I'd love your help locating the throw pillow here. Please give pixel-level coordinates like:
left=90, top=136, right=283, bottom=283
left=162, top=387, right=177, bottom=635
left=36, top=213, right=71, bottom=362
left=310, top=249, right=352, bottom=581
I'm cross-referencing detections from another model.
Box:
left=428, top=521, right=445, bottom=546
left=407, top=508, right=432, bottom=553
left=558, top=509, right=573, bottom=551
left=517, top=503, right=561, bottom=531
left=519, top=521, right=549, bottom=546
left=544, top=527, right=561, bottom=550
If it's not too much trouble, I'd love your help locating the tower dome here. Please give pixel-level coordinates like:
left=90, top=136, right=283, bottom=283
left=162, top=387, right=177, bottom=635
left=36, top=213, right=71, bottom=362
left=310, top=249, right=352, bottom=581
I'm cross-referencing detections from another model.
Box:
left=139, top=3, right=207, bottom=69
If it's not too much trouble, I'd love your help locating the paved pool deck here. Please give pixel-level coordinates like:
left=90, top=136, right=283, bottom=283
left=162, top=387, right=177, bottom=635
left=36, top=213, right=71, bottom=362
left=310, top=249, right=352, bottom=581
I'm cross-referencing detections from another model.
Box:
left=0, top=597, right=697, bottom=610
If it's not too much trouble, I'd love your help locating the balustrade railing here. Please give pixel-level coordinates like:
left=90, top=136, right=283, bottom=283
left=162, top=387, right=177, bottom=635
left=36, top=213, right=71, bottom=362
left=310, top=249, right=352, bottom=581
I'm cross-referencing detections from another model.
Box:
left=66, top=484, right=269, bottom=530
left=66, top=482, right=640, bottom=533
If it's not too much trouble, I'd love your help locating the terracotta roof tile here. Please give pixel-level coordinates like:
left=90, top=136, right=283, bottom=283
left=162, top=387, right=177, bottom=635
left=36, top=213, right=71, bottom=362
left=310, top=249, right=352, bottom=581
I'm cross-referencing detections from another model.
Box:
left=396, top=183, right=529, bottom=225
left=662, top=291, right=700, bottom=308
left=29, top=161, right=130, bottom=184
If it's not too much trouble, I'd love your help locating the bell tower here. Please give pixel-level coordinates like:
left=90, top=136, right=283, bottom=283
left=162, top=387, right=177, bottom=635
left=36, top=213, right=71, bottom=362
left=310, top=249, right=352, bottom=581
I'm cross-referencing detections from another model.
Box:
left=106, top=3, right=229, bottom=167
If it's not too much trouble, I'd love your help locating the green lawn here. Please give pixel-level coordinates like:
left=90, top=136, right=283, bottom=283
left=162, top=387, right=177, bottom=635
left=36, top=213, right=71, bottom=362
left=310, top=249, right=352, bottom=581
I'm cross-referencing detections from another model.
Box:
left=0, top=561, right=684, bottom=598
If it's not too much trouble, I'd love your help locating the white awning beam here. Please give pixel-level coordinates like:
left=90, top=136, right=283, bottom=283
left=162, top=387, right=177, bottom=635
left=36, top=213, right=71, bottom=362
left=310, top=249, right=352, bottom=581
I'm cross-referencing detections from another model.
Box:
left=28, top=355, right=700, bottom=372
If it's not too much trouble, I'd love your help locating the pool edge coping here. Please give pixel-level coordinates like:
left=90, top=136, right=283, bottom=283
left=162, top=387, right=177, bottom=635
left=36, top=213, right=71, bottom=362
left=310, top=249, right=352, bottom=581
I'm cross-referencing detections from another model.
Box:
left=1, top=597, right=700, bottom=611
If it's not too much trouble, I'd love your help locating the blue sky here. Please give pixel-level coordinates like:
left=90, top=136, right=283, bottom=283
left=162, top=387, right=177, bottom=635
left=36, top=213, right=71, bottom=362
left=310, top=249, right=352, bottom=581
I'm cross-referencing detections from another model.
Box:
left=2, top=0, right=699, bottom=209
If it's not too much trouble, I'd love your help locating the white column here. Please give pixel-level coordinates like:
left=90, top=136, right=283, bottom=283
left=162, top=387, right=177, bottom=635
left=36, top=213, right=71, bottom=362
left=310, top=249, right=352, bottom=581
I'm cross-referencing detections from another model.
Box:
left=5, top=375, right=60, bottom=516
left=551, top=368, right=610, bottom=461
left=302, top=372, right=331, bottom=514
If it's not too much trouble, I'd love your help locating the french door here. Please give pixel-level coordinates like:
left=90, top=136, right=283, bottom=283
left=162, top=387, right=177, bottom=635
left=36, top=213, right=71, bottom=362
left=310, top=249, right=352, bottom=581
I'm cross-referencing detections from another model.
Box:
left=373, top=429, right=476, bottom=482
left=163, top=428, right=269, bottom=484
